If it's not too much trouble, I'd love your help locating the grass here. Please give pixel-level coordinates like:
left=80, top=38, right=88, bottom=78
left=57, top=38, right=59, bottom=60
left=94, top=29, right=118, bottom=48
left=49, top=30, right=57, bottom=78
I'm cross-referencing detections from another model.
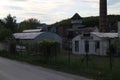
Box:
left=0, top=51, right=120, bottom=80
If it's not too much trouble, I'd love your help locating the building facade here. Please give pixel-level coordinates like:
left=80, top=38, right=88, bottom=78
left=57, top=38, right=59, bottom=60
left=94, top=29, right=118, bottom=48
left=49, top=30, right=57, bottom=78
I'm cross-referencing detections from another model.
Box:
left=72, top=32, right=118, bottom=55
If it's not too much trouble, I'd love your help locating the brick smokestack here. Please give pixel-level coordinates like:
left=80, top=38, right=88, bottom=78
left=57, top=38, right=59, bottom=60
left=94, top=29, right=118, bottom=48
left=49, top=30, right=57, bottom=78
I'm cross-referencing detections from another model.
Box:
left=99, top=0, right=108, bottom=32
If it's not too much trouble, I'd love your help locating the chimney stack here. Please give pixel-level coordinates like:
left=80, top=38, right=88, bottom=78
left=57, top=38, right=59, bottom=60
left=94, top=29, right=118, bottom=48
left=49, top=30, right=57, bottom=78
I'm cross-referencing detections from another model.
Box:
left=99, top=0, right=108, bottom=32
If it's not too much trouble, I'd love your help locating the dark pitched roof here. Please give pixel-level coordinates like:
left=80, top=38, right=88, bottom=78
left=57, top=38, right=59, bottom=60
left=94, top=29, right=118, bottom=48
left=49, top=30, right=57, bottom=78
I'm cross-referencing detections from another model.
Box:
left=71, top=13, right=82, bottom=20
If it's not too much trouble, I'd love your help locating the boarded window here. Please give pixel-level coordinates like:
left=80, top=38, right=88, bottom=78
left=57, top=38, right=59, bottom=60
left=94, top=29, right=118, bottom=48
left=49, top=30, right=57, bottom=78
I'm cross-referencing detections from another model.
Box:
left=75, top=41, right=79, bottom=52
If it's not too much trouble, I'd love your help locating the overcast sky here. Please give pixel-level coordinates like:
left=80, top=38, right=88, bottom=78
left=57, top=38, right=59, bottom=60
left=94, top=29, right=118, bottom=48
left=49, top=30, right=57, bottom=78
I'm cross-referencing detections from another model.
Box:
left=0, top=0, right=120, bottom=24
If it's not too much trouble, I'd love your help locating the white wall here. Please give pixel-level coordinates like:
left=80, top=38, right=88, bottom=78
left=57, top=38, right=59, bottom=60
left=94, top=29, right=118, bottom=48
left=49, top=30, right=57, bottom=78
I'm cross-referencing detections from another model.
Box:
left=92, top=34, right=109, bottom=55
left=89, top=41, right=95, bottom=54
left=72, top=35, right=96, bottom=55
left=72, top=34, right=110, bottom=56
left=99, top=40, right=108, bottom=55
left=118, top=22, right=120, bottom=38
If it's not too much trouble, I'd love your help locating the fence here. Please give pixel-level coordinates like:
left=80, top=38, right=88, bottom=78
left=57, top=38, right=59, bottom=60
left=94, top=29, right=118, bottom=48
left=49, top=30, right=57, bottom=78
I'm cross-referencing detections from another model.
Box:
left=0, top=41, right=120, bottom=80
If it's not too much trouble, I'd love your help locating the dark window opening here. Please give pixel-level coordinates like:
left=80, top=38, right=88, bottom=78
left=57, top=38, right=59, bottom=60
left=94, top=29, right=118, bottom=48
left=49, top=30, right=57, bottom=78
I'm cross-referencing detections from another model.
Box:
left=83, top=33, right=90, bottom=37
left=95, top=41, right=100, bottom=52
left=75, top=41, right=79, bottom=52
left=85, top=40, right=89, bottom=53
left=67, top=31, right=74, bottom=39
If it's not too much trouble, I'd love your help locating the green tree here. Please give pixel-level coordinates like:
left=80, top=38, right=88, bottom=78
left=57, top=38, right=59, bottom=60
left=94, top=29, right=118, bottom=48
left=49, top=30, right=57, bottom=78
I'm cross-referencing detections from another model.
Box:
left=18, top=18, right=40, bottom=32
left=3, top=14, right=17, bottom=33
left=38, top=40, right=60, bottom=62
left=0, top=19, right=5, bottom=28
left=0, top=28, right=13, bottom=41
left=82, top=16, right=99, bottom=27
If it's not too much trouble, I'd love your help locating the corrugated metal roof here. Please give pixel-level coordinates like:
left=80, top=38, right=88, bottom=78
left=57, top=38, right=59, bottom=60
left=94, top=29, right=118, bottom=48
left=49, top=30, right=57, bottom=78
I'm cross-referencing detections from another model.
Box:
left=13, top=32, right=44, bottom=40
left=23, top=29, right=42, bottom=33
left=91, top=32, right=118, bottom=38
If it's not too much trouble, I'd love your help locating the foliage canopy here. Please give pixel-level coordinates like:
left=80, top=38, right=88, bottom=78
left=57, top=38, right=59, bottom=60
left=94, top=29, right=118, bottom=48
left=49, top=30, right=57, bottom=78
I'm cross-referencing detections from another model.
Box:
left=18, top=18, right=40, bottom=32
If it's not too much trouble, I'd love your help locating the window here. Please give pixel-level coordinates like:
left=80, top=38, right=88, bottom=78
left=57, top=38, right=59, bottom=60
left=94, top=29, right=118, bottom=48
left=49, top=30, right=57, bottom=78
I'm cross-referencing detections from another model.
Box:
left=95, top=41, right=100, bottom=52
left=96, top=41, right=100, bottom=48
left=75, top=41, right=79, bottom=52
left=83, top=33, right=90, bottom=37
left=85, top=40, right=89, bottom=53
left=67, top=31, right=74, bottom=39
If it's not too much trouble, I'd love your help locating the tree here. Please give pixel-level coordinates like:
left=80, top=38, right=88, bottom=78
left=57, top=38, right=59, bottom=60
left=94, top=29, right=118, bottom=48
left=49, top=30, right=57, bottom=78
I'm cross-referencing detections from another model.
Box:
left=38, top=40, right=60, bottom=62
left=3, top=14, right=17, bottom=33
left=0, top=28, right=13, bottom=41
left=82, top=16, right=99, bottom=27
left=51, top=15, right=120, bottom=30
left=18, top=18, right=40, bottom=32
left=0, top=19, right=5, bottom=28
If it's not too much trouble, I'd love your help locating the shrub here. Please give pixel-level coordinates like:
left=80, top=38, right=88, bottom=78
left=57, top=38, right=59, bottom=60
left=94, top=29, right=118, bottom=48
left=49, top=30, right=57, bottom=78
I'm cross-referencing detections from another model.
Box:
left=38, top=40, right=60, bottom=60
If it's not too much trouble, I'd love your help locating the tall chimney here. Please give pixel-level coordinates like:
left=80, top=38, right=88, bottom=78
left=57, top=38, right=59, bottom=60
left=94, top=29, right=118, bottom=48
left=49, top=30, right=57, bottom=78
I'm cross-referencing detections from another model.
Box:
left=99, top=0, right=108, bottom=32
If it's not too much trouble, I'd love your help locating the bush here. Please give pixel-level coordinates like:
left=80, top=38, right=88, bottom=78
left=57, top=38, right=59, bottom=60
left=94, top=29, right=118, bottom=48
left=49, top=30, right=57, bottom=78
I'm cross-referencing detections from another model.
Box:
left=38, top=40, right=60, bottom=60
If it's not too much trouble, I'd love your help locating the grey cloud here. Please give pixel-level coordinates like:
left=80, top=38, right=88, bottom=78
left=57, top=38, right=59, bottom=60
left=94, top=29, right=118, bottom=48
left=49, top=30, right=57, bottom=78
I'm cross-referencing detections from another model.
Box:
left=5, top=6, right=24, bottom=10
left=24, top=12, right=46, bottom=16
left=108, top=0, right=119, bottom=5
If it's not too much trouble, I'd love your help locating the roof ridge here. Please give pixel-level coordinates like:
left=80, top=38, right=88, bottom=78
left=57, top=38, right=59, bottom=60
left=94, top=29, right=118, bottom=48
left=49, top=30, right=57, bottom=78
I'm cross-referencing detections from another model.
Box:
left=71, top=13, right=82, bottom=20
